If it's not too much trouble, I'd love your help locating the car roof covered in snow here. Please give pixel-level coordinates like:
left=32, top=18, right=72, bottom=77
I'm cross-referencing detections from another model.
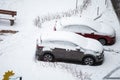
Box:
left=39, top=31, right=103, bottom=52
left=58, top=17, right=101, bottom=31
left=57, top=16, right=115, bottom=37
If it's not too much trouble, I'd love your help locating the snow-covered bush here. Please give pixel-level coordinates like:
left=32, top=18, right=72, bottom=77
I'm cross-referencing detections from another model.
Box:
left=34, top=0, right=91, bottom=27
left=82, top=0, right=91, bottom=10
left=34, top=16, right=41, bottom=27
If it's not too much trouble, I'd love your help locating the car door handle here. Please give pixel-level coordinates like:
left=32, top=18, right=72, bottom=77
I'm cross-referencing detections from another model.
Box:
left=66, top=49, right=70, bottom=51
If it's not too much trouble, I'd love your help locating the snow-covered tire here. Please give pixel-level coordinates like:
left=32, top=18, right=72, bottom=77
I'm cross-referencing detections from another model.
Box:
left=83, top=57, right=95, bottom=65
left=98, top=38, right=107, bottom=45
left=43, top=53, right=54, bottom=62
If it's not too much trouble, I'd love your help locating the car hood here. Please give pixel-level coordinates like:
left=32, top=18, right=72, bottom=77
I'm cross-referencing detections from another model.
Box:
left=84, top=38, right=103, bottom=53
left=99, top=23, right=116, bottom=37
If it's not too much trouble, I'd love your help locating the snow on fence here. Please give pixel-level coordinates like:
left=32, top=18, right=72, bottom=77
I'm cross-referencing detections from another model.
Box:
left=34, top=0, right=91, bottom=27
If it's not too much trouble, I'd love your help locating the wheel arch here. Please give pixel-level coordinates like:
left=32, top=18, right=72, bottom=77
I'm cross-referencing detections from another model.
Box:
left=43, top=51, right=55, bottom=59
left=98, top=38, right=107, bottom=45
left=82, top=54, right=96, bottom=62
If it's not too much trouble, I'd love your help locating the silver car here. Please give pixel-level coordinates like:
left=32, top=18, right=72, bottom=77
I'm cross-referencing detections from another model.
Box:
left=35, top=31, right=104, bottom=65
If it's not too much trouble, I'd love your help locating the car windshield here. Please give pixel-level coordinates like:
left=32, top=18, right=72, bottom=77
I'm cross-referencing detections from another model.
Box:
left=62, top=25, right=97, bottom=33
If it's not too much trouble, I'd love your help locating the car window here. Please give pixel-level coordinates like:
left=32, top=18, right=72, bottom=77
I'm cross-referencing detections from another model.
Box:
left=42, top=40, right=53, bottom=46
left=46, top=40, right=78, bottom=49
left=63, top=25, right=96, bottom=33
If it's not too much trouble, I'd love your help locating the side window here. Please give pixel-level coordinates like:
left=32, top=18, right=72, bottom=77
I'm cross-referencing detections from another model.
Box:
left=43, top=40, right=79, bottom=50
left=51, top=41, right=78, bottom=49
left=75, top=25, right=94, bottom=33
left=64, top=25, right=95, bottom=33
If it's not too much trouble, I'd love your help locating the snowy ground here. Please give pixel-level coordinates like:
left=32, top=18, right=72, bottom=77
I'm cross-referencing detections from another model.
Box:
left=0, top=0, right=120, bottom=80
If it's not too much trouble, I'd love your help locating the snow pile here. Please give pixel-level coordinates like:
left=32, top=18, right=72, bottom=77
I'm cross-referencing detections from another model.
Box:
left=0, top=0, right=120, bottom=80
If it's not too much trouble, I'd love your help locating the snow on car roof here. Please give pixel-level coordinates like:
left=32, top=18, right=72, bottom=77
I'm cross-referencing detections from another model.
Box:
left=59, top=16, right=101, bottom=31
left=41, top=31, right=87, bottom=47
left=57, top=16, right=115, bottom=37
left=39, top=31, right=103, bottom=52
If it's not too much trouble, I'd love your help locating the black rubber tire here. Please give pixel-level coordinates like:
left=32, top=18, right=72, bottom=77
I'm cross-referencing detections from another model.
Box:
left=83, top=57, right=95, bottom=65
left=98, top=38, right=107, bottom=45
left=43, top=53, right=54, bottom=62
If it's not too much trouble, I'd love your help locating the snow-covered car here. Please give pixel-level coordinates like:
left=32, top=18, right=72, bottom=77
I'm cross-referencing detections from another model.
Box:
left=36, top=31, right=104, bottom=65
left=56, top=17, right=116, bottom=45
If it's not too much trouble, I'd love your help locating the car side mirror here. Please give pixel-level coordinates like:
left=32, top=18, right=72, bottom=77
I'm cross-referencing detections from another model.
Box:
left=76, top=48, right=80, bottom=51
left=76, top=47, right=80, bottom=51
left=80, top=48, right=85, bottom=52
left=91, top=32, right=94, bottom=34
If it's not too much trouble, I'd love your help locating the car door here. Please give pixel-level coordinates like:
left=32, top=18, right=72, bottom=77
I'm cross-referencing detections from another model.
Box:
left=49, top=40, right=69, bottom=60
left=52, top=47, right=67, bottom=59
left=65, top=48, right=84, bottom=61
left=50, top=41, right=72, bottom=60
left=51, top=40, right=84, bottom=61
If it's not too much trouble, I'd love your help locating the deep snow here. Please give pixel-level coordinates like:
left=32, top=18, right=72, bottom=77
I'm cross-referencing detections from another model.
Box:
left=0, top=0, right=120, bottom=80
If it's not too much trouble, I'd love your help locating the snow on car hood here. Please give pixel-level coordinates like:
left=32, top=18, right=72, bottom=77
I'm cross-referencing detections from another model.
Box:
left=58, top=16, right=115, bottom=37
left=40, top=31, right=103, bottom=53
left=85, top=38, right=103, bottom=53
left=100, top=23, right=116, bottom=37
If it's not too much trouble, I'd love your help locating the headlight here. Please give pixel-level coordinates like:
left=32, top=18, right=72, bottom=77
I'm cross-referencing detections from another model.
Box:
left=95, top=51, right=99, bottom=53
left=94, top=51, right=101, bottom=56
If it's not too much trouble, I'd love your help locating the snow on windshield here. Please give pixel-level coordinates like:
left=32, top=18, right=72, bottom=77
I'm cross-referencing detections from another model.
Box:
left=61, top=24, right=97, bottom=33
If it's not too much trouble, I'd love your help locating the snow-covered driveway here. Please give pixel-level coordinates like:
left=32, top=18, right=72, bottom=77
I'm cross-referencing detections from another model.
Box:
left=0, top=0, right=120, bottom=80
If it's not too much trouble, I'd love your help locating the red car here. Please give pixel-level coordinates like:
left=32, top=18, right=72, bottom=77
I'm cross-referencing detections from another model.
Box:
left=57, top=23, right=116, bottom=45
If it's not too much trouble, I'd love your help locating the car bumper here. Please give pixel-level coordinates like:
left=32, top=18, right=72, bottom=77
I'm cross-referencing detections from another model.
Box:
left=35, top=49, right=43, bottom=60
left=95, top=53, right=104, bottom=63
left=107, top=37, right=116, bottom=45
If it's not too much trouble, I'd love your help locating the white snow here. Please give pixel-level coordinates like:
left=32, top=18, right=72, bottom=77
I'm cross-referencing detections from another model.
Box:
left=110, top=68, right=120, bottom=77
left=39, top=31, right=103, bottom=53
left=0, top=0, right=120, bottom=80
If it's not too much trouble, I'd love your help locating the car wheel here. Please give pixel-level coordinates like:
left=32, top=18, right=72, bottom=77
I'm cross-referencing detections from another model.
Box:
left=43, top=53, right=54, bottom=62
left=83, top=57, right=95, bottom=65
left=98, top=38, right=107, bottom=45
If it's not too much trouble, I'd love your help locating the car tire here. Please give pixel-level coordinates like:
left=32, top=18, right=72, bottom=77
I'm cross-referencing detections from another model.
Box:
left=83, top=57, right=95, bottom=65
left=43, top=53, right=54, bottom=62
left=98, top=38, right=107, bottom=45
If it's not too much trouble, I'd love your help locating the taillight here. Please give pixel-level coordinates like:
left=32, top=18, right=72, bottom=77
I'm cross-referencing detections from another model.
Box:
left=36, top=39, right=43, bottom=49
left=37, top=45, right=43, bottom=49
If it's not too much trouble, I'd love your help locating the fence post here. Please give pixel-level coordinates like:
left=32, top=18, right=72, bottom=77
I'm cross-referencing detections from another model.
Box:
left=76, top=0, right=78, bottom=9
left=97, top=7, right=99, bottom=16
